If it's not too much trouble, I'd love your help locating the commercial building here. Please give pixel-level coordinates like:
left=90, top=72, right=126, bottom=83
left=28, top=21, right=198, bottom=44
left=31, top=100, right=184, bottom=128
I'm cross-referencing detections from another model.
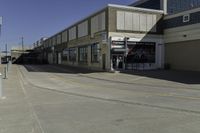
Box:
left=164, top=7, right=200, bottom=71
left=38, top=4, right=164, bottom=71
left=129, top=0, right=200, bottom=71
left=34, top=0, right=200, bottom=71
left=131, top=0, right=200, bottom=14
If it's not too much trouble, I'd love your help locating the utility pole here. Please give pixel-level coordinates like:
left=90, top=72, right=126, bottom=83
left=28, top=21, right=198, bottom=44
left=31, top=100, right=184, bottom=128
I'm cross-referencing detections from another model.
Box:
left=21, top=37, right=24, bottom=64
left=5, top=44, right=8, bottom=71
left=5, top=44, right=7, bottom=62
left=0, top=17, right=5, bottom=99
left=22, top=37, right=24, bottom=49
left=0, top=16, right=2, bottom=37
left=0, top=17, right=3, bottom=64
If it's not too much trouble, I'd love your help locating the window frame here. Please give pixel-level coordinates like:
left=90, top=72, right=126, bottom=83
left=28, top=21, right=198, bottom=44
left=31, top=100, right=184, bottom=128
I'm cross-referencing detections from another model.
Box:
left=69, top=48, right=77, bottom=62
left=91, top=43, right=100, bottom=63
left=78, top=46, right=88, bottom=63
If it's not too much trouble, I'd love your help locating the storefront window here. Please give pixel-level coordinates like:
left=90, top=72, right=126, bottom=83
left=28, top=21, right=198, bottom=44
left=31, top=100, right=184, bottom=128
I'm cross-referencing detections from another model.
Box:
left=91, top=43, right=100, bottom=62
left=69, top=48, right=76, bottom=62
left=62, top=49, right=68, bottom=61
left=79, top=46, right=88, bottom=63
left=126, top=42, right=156, bottom=63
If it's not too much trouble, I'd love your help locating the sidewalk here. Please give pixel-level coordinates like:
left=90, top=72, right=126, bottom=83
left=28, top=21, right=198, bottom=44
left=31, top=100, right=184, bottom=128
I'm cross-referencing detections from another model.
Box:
left=0, top=65, right=42, bottom=133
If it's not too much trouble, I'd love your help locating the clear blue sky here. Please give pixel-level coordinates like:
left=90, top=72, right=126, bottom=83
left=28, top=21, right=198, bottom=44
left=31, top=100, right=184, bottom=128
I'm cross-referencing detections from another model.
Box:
left=0, top=0, right=135, bottom=50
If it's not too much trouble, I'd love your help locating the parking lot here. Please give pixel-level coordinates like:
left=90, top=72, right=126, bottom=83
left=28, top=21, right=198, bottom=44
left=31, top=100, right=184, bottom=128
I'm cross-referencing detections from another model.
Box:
left=1, top=64, right=200, bottom=133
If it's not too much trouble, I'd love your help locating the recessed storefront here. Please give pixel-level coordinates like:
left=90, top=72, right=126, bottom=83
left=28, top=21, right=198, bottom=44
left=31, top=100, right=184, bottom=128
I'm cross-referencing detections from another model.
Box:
left=110, top=37, right=162, bottom=71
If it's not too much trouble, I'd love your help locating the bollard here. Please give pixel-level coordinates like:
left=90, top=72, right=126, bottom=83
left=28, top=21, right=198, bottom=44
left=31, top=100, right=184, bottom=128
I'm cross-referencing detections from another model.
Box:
left=6, top=63, right=8, bottom=72
left=4, top=67, right=7, bottom=79
left=0, top=73, right=6, bottom=100
left=0, top=73, right=2, bottom=97
left=9, top=61, right=11, bottom=67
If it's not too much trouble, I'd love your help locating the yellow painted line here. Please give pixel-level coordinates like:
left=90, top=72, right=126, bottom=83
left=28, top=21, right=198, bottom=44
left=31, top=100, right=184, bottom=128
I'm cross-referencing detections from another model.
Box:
left=167, top=95, right=200, bottom=100
left=131, top=77, right=146, bottom=81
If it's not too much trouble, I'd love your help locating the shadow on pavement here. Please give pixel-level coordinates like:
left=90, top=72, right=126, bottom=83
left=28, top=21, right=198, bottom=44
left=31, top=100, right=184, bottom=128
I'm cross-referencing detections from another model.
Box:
left=23, top=64, right=104, bottom=74
left=121, top=70, right=200, bottom=85
left=24, top=64, right=200, bottom=85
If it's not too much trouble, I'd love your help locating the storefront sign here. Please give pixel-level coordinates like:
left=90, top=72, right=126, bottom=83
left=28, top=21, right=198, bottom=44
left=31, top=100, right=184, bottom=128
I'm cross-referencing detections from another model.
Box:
left=112, top=49, right=126, bottom=52
left=111, top=41, right=125, bottom=49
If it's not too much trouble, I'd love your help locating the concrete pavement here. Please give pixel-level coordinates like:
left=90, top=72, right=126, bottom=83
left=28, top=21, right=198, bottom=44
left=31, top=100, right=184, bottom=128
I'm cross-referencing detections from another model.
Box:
left=1, top=64, right=200, bottom=133
left=0, top=65, right=43, bottom=133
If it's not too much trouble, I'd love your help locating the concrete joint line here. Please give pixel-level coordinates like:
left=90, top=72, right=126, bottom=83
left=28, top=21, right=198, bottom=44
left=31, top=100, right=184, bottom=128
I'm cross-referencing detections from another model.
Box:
left=19, top=65, right=200, bottom=116
left=79, top=74, right=200, bottom=91
left=18, top=66, right=45, bottom=133
left=22, top=74, right=200, bottom=116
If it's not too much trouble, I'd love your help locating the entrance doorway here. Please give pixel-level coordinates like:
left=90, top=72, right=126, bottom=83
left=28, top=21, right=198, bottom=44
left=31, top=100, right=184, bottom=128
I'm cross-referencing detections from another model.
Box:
left=58, top=53, right=62, bottom=64
left=112, top=55, right=124, bottom=70
left=102, top=54, right=106, bottom=70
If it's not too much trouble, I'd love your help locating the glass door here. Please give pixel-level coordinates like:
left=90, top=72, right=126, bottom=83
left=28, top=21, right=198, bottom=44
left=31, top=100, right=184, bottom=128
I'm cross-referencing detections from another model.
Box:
left=112, top=54, right=124, bottom=70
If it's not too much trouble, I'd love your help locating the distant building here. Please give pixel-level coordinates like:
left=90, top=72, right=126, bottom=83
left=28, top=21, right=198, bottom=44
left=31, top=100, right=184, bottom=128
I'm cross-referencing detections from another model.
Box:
left=11, top=45, right=33, bottom=64
left=1, top=51, right=11, bottom=64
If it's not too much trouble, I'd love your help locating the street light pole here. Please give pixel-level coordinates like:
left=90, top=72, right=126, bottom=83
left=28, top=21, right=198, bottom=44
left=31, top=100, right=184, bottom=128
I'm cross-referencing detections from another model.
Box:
left=22, top=37, right=24, bottom=50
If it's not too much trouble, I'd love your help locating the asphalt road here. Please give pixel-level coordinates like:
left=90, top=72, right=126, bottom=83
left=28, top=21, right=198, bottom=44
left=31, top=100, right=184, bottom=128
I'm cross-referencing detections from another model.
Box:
left=1, top=64, right=200, bottom=133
